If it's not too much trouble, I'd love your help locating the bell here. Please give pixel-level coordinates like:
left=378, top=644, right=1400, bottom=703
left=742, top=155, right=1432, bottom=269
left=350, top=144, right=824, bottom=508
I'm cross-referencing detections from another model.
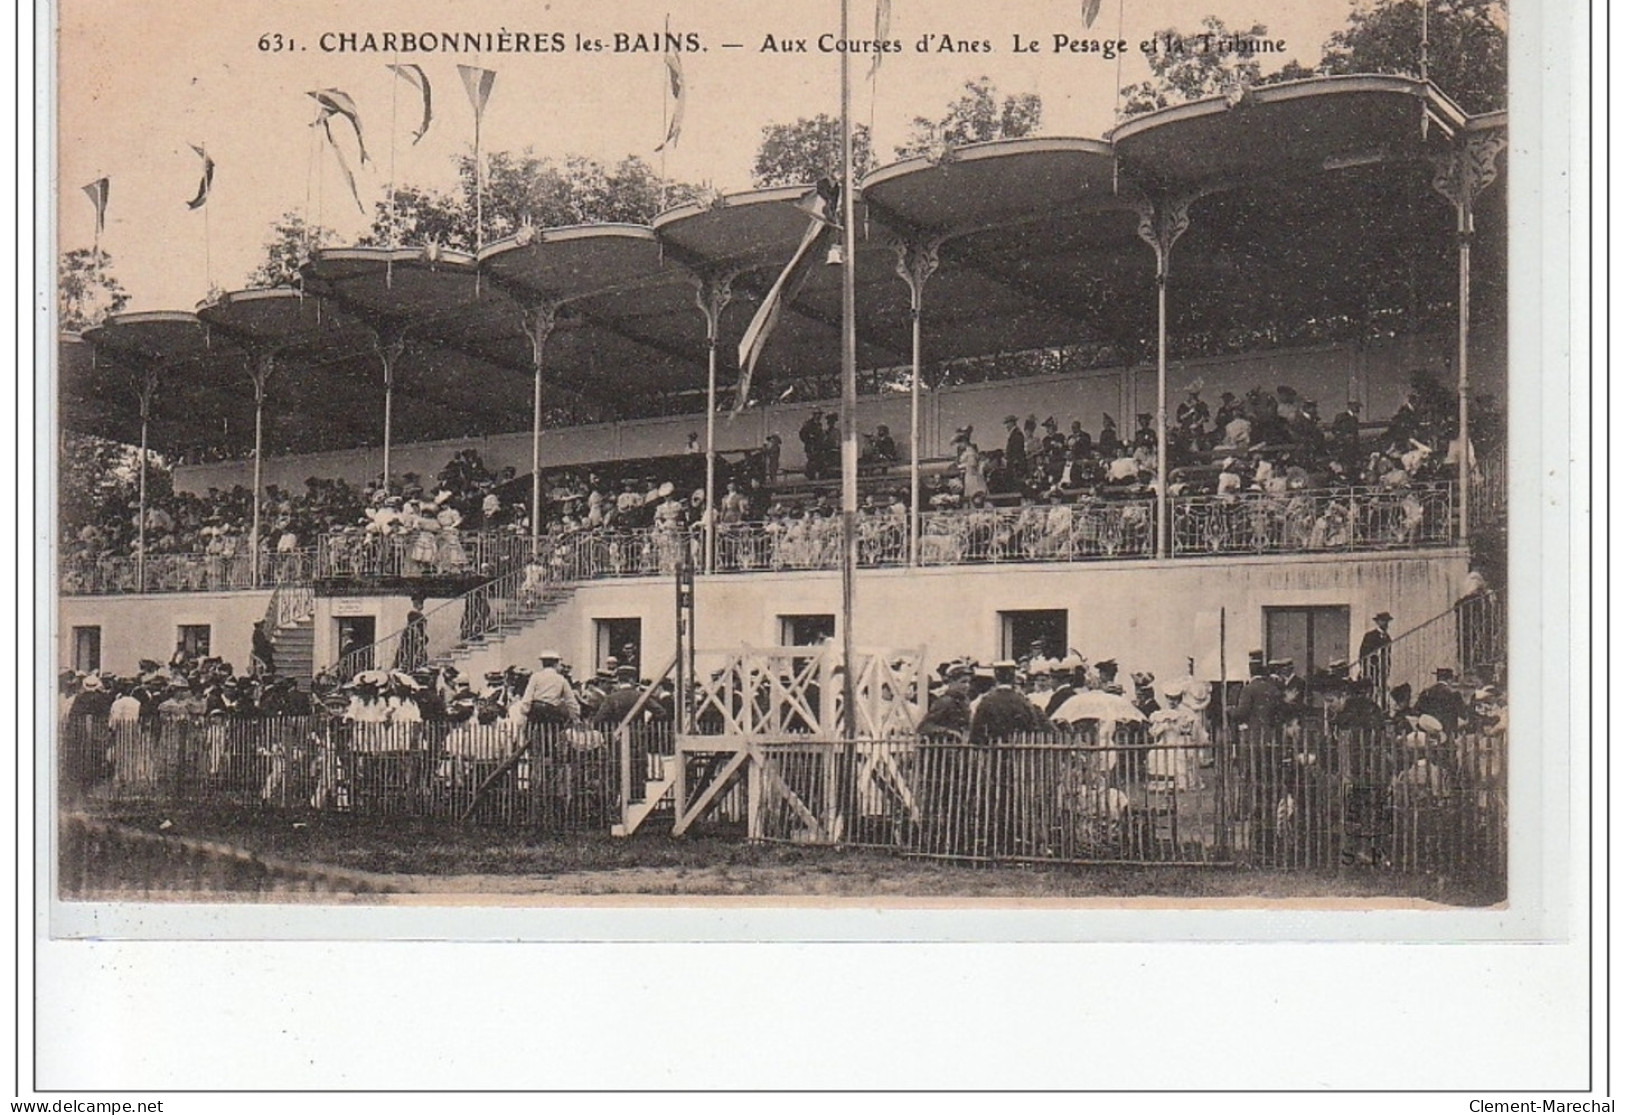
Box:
left=825, top=245, right=844, bottom=266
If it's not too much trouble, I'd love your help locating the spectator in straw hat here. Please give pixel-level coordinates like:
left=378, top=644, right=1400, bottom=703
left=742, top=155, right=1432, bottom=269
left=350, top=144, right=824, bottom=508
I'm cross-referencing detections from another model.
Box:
left=518, top=650, right=580, bottom=725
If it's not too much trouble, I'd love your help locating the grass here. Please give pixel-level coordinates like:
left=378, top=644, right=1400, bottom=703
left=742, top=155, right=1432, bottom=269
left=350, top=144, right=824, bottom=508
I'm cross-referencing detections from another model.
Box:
left=69, top=804, right=1506, bottom=905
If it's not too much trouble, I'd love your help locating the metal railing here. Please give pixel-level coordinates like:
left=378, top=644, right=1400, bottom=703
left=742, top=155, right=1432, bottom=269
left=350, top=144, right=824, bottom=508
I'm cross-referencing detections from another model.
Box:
left=62, top=484, right=1477, bottom=597
left=266, top=579, right=317, bottom=631
left=1356, top=590, right=1507, bottom=699
left=58, top=548, right=318, bottom=595
left=747, top=724, right=1505, bottom=878
left=61, top=713, right=628, bottom=831
left=1168, top=485, right=1454, bottom=557
left=325, top=557, right=577, bottom=681
left=312, top=530, right=540, bottom=581
left=1469, top=443, right=1508, bottom=531
left=59, top=711, right=1504, bottom=881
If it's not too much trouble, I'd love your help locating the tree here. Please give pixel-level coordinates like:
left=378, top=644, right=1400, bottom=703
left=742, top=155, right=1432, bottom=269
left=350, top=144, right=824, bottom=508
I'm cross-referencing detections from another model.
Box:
left=1120, top=2, right=1506, bottom=120
left=245, top=212, right=338, bottom=289
left=1120, top=18, right=1282, bottom=116
left=58, top=432, right=168, bottom=546
left=365, top=151, right=704, bottom=252
left=58, top=248, right=129, bottom=332
left=894, top=77, right=1043, bottom=158
left=1319, top=0, right=1507, bottom=115
left=751, top=115, right=875, bottom=188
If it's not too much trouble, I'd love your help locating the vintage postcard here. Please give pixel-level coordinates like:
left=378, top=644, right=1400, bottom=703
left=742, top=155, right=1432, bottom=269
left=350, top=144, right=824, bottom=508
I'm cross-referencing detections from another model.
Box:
left=49, top=0, right=1537, bottom=926
left=35, top=0, right=1598, bottom=1098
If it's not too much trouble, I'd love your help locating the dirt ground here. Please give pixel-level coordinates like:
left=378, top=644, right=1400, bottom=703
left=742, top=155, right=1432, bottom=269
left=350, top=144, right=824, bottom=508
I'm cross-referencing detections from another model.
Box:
left=64, top=806, right=1504, bottom=906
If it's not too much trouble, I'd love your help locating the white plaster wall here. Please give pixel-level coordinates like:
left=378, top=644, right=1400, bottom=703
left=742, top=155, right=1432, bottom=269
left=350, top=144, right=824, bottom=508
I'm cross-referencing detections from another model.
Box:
left=468, top=550, right=1470, bottom=689
left=58, top=591, right=273, bottom=676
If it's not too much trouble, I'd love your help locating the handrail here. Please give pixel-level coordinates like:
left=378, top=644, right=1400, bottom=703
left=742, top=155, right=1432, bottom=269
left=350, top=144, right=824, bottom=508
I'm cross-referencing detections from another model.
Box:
left=323, top=554, right=570, bottom=681
left=1356, top=588, right=1505, bottom=698
left=62, top=483, right=1468, bottom=597
left=59, top=547, right=318, bottom=595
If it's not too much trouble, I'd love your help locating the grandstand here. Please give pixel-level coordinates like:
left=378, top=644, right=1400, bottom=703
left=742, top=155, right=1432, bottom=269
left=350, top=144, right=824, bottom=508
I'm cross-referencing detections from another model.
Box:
left=58, top=77, right=1508, bottom=850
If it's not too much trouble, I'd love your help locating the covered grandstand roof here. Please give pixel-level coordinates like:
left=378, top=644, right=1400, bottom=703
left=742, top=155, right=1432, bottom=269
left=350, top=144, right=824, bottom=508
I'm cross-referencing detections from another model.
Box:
left=60, top=77, right=1507, bottom=458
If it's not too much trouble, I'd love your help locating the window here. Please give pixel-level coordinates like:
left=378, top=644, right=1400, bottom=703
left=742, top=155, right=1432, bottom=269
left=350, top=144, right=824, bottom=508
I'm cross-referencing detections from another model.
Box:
left=999, top=609, right=1068, bottom=662
left=177, top=624, right=211, bottom=659
left=594, top=618, right=643, bottom=671
left=71, top=626, right=100, bottom=674
left=779, top=614, right=835, bottom=647
left=1264, top=606, right=1350, bottom=677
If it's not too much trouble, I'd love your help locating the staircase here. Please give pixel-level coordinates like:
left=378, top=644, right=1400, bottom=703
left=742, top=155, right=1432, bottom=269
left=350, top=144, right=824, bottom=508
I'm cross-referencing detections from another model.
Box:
left=270, top=615, right=316, bottom=690
left=428, top=582, right=578, bottom=678
left=319, top=562, right=583, bottom=683
left=264, top=582, right=317, bottom=691
left=611, top=751, right=680, bottom=838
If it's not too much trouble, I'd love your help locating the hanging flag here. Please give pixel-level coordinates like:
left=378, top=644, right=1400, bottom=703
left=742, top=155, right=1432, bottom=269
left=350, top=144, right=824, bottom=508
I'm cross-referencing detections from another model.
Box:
left=387, top=63, right=433, bottom=144
left=82, top=177, right=109, bottom=234
left=307, top=88, right=370, bottom=163
left=868, top=0, right=892, bottom=78
left=185, top=145, right=214, bottom=209
left=734, top=179, right=841, bottom=414
left=655, top=47, right=685, bottom=152
left=457, top=65, right=497, bottom=122
left=317, top=114, right=367, bottom=213
left=1083, top=0, right=1102, bottom=28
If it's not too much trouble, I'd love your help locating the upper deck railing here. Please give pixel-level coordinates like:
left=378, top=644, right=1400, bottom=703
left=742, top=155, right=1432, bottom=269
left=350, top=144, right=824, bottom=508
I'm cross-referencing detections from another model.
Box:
left=61, top=484, right=1461, bottom=596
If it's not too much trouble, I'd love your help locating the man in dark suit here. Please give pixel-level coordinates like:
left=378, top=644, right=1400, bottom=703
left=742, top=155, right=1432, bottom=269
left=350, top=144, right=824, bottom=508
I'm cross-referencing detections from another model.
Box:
left=592, top=665, right=645, bottom=727
left=1415, top=667, right=1469, bottom=732
left=1003, top=415, right=1027, bottom=479
left=970, top=661, right=1049, bottom=745
left=1358, top=612, right=1394, bottom=704
left=1234, top=653, right=1284, bottom=743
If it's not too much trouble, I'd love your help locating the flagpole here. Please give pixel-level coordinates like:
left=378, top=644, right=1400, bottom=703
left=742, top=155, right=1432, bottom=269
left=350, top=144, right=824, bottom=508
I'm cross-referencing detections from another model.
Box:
left=388, top=56, right=399, bottom=289
left=659, top=13, right=670, bottom=211
left=838, top=0, right=859, bottom=744
left=201, top=149, right=213, bottom=292
left=473, top=100, right=483, bottom=294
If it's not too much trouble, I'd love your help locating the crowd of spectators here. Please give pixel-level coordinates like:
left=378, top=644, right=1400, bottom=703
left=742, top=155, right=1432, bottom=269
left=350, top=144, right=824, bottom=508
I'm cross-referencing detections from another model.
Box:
left=61, top=373, right=1486, bottom=589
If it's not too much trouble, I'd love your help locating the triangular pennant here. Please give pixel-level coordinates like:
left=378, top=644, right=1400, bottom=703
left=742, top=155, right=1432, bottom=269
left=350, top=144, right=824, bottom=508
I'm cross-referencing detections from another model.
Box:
left=319, top=115, right=366, bottom=213
left=735, top=180, right=840, bottom=413
left=82, top=177, right=109, bottom=233
left=185, top=146, right=214, bottom=209
left=387, top=63, right=433, bottom=144
left=869, top=0, right=892, bottom=78
left=656, top=50, right=685, bottom=152
left=307, top=88, right=369, bottom=163
left=457, top=65, right=497, bottom=120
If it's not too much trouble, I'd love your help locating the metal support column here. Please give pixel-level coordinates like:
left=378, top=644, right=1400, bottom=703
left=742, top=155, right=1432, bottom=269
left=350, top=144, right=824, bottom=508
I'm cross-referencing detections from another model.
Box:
left=372, top=326, right=407, bottom=490
left=1134, top=194, right=1194, bottom=560
left=524, top=303, right=559, bottom=545
left=1431, top=129, right=1507, bottom=541
left=692, top=275, right=733, bottom=575
left=893, top=237, right=940, bottom=566
left=247, top=350, right=275, bottom=587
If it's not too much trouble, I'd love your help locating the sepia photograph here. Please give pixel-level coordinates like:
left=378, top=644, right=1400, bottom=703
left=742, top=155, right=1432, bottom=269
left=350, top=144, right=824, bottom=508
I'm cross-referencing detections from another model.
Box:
left=51, top=0, right=1515, bottom=913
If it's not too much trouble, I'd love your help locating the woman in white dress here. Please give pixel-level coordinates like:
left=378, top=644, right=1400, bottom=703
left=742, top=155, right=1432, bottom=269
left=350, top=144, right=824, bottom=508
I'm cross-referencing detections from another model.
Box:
left=435, top=498, right=468, bottom=571
left=954, top=430, right=988, bottom=502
